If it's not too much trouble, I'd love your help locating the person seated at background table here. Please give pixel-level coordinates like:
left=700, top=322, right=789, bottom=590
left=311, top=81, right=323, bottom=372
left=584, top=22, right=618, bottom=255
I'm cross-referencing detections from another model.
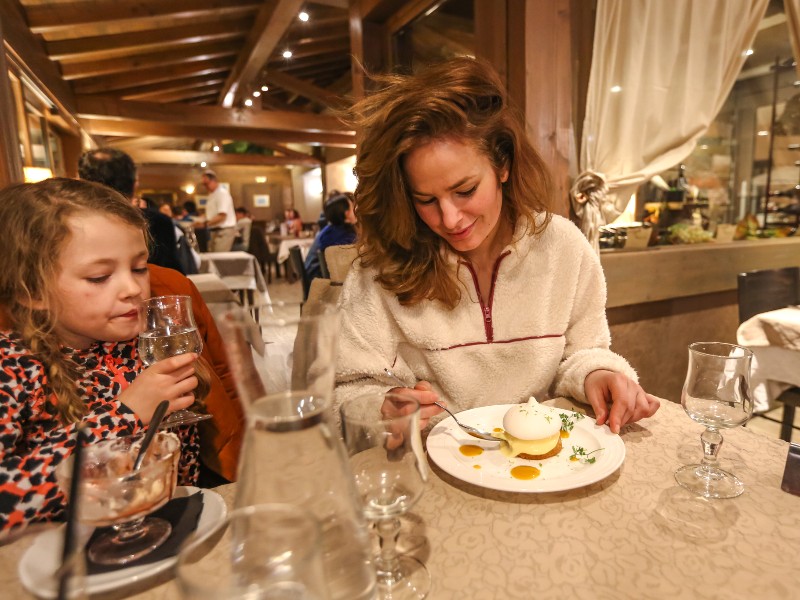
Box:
left=283, top=208, right=304, bottom=237
left=232, top=206, right=253, bottom=252
left=79, top=148, right=185, bottom=274
left=304, top=192, right=358, bottom=280
left=334, top=57, right=660, bottom=433
left=0, top=178, right=205, bottom=536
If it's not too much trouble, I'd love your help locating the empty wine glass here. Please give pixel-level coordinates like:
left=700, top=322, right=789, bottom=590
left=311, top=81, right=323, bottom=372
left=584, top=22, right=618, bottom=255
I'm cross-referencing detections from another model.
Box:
left=675, top=342, right=754, bottom=499
left=340, top=392, right=430, bottom=600
left=55, top=432, right=180, bottom=565
left=138, top=295, right=212, bottom=428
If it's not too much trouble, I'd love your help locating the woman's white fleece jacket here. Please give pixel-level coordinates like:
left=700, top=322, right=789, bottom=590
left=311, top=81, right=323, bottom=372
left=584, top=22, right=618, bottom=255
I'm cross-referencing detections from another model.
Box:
left=334, top=215, right=636, bottom=418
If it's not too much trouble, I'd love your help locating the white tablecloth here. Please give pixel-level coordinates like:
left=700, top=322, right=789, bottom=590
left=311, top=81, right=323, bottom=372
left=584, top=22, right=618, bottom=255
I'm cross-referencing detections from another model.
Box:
left=276, top=238, right=314, bottom=264
left=199, top=251, right=271, bottom=310
left=737, top=307, right=800, bottom=412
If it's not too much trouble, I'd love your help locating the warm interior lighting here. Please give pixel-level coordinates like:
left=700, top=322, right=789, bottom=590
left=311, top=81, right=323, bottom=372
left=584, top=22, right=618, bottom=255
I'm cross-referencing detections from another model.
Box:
left=757, top=130, right=769, bottom=136
left=745, top=48, right=754, bottom=56
left=261, top=85, right=269, bottom=92
left=255, top=176, right=267, bottom=183
left=200, top=161, right=207, bottom=168
left=282, top=50, right=292, bottom=59
left=212, top=145, right=220, bottom=152
left=610, top=85, right=622, bottom=93
left=299, top=11, right=309, bottom=21
left=253, top=91, right=261, bottom=97
left=183, top=184, right=195, bottom=195
left=244, top=98, right=253, bottom=107
left=23, top=167, right=53, bottom=182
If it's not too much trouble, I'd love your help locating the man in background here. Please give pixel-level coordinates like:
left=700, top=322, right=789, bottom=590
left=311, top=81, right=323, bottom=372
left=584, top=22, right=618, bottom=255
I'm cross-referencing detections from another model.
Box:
left=200, top=169, right=236, bottom=251
left=232, top=206, right=253, bottom=251
left=78, top=148, right=184, bottom=273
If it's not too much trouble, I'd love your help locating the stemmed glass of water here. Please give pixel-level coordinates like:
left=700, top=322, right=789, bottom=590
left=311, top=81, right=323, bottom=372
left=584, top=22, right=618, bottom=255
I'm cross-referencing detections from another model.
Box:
left=138, top=295, right=212, bottom=428
left=675, top=342, right=754, bottom=499
left=340, top=391, right=430, bottom=600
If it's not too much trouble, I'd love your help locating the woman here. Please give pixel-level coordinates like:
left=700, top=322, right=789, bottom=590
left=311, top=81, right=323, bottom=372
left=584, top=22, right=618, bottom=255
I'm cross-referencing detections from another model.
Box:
left=304, top=192, right=358, bottom=280
left=335, top=57, right=659, bottom=433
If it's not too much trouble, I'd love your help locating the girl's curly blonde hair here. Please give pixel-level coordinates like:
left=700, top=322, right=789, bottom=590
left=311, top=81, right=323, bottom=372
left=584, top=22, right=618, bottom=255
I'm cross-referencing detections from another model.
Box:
left=0, top=178, right=148, bottom=424
left=346, top=56, right=554, bottom=309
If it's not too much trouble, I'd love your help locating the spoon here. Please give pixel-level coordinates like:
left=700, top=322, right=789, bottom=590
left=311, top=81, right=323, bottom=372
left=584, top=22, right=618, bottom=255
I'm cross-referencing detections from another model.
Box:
left=133, top=400, right=170, bottom=472
left=382, top=368, right=498, bottom=442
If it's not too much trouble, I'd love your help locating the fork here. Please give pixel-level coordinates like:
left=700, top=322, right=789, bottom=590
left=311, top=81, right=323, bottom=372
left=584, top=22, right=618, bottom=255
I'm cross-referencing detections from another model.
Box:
left=382, top=368, right=498, bottom=441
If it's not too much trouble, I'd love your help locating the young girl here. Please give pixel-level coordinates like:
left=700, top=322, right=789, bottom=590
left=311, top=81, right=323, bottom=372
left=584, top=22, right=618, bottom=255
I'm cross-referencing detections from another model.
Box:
left=0, top=178, right=201, bottom=535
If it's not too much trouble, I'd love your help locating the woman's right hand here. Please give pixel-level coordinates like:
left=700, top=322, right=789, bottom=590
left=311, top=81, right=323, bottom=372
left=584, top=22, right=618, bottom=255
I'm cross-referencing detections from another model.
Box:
left=387, top=381, right=443, bottom=429
left=119, top=353, right=199, bottom=424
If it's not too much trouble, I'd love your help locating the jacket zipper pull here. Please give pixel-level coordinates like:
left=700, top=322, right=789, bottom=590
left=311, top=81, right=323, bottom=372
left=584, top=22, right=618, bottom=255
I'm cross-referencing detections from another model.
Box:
left=484, top=306, right=491, bottom=323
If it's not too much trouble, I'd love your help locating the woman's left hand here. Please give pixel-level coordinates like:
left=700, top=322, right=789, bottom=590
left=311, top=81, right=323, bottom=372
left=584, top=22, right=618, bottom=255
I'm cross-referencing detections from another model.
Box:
left=584, top=369, right=660, bottom=433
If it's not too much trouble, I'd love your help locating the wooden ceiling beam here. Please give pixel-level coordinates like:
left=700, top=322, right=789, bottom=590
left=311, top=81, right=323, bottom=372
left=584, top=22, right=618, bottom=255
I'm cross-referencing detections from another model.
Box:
left=118, top=75, right=227, bottom=100
left=219, top=0, right=303, bottom=107
left=109, top=136, right=186, bottom=151
left=0, top=1, right=77, bottom=117
left=81, top=118, right=356, bottom=148
left=73, top=58, right=234, bottom=94
left=269, top=38, right=350, bottom=63
left=75, top=95, right=352, bottom=135
left=127, top=148, right=322, bottom=167
left=263, top=70, right=346, bottom=109
left=307, top=0, right=349, bottom=8
left=48, top=19, right=250, bottom=63
left=26, top=0, right=262, bottom=35
left=61, top=41, right=241, bottom=80
left=133, top=86, right=224, bottom=104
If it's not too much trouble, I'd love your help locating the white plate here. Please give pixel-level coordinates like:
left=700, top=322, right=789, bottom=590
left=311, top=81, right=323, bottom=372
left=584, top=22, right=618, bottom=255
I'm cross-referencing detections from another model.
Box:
left=426, top=404, right=625, bottom=493
left=18, top=486, right=227, bottom=599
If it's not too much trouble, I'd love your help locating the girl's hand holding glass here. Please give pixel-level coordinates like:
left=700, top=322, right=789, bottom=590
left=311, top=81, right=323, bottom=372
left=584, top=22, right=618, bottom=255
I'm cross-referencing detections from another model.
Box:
left=118, top=352, right=198, bottom=424
left=137, top=295, right=213, bottom=428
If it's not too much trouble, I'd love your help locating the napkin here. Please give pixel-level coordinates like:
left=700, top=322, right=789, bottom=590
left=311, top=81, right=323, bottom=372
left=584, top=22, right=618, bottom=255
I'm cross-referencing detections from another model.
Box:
left=85, top=491, right=204, bottom=574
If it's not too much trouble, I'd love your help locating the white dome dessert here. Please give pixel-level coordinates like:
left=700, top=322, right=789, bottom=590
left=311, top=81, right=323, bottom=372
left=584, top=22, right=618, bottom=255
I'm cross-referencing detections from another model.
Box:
left=495, top=397, right=563, bottom=459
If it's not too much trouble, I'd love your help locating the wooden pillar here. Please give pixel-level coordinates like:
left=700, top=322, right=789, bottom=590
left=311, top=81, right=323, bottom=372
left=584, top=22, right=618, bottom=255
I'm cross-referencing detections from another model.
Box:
left=0, top=22, right=24, bottom=187
left=523, top=0, right=573, bottom=217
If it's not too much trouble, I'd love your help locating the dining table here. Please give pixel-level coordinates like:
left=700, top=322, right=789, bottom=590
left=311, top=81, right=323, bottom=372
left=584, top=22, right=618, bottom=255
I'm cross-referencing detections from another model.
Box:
left=3, top=398, right=798, bottom=599
left=198, top=251, right=270, bottom=320
left=737, top=306, right=800, bottom=413
left=269, top=235, right=315, bottom=264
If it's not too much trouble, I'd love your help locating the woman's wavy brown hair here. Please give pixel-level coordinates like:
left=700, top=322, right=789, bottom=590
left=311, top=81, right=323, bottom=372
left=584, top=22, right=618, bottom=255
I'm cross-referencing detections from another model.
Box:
left=346, top=57, right=554, bottom=308
left=0, top=178, right=148, bottom=424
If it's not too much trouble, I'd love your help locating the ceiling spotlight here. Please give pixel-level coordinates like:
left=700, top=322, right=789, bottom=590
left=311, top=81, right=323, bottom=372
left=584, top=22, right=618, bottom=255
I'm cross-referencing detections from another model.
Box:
left=200, top=161, right=207, bottom=168
left=610, top=85, right=622, bottom=93
left=261, top=85, right=269, bottom=92
left=253, top=91, right=261, bottom=97
left=212, top=145, right=220, bottom=152
left=282, top=49, right=293, bottom=59
left=299, top=11, right=309, bottom=22
left=244, top=98, right=253, bottom=107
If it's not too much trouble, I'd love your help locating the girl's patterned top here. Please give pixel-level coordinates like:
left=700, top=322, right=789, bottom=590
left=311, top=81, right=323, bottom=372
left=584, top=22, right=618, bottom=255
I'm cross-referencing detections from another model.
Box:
left=0, top=332, right=199, bottom=535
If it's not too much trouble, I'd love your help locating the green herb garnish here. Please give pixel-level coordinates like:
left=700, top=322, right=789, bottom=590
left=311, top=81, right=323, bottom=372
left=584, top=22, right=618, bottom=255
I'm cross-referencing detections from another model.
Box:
left=570, top=446, right=603, bottom=464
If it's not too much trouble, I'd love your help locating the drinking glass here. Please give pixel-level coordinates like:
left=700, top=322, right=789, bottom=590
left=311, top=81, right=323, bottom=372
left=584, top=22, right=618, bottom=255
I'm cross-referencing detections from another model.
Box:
left=138, top=295, right=212, bottom=428
left=176, top=504, right=329, bottom=600
left=675, top=342, right=754, bottom=499
left=55, top=432, right=180, bottom=565
left=340, top=392, right=430, bottom=600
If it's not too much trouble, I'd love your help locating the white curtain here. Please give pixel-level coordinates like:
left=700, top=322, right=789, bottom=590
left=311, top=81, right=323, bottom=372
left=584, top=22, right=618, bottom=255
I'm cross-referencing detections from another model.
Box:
left=578, top=0, right=769, bottom=215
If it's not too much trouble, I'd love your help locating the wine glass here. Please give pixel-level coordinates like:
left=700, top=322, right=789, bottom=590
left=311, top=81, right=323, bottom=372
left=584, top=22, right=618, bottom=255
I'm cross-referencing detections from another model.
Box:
left=675, top=342, right=754, bottom=499
left=340, top=392, right=430, bottom=600
left=138, top=295, right=212, bottom=428
left=55, top=432, right=180, bottom=565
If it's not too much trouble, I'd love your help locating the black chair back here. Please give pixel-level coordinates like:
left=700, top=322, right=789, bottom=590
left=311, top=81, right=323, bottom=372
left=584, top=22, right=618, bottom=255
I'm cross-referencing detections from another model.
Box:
left=289, top=245, right=311, bottom=301
left=247, top=224, right=278, bottom=284
left=318, top=249, right=330, bottom=279
left=737, top=266, right=800, bottom=323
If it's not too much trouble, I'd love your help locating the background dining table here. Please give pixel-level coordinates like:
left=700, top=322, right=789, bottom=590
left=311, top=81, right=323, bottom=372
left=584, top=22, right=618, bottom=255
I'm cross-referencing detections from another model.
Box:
left=737, top=306, right=800, bottom=413
left=2, top=399, right=798, bottom=599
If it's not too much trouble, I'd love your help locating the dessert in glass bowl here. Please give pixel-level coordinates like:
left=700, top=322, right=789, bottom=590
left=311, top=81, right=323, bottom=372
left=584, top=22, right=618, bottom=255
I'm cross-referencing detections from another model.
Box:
left=56, top=431, right=180, bottom=565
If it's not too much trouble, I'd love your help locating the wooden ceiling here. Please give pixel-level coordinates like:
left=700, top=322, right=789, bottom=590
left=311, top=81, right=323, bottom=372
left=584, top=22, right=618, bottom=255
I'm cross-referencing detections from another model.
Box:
left=9, top=0, right=356, bottom=167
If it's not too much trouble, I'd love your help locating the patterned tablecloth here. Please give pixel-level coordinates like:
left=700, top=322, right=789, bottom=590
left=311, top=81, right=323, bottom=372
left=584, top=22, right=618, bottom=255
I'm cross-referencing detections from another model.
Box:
left=2, top=399, right=798, bottom=599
